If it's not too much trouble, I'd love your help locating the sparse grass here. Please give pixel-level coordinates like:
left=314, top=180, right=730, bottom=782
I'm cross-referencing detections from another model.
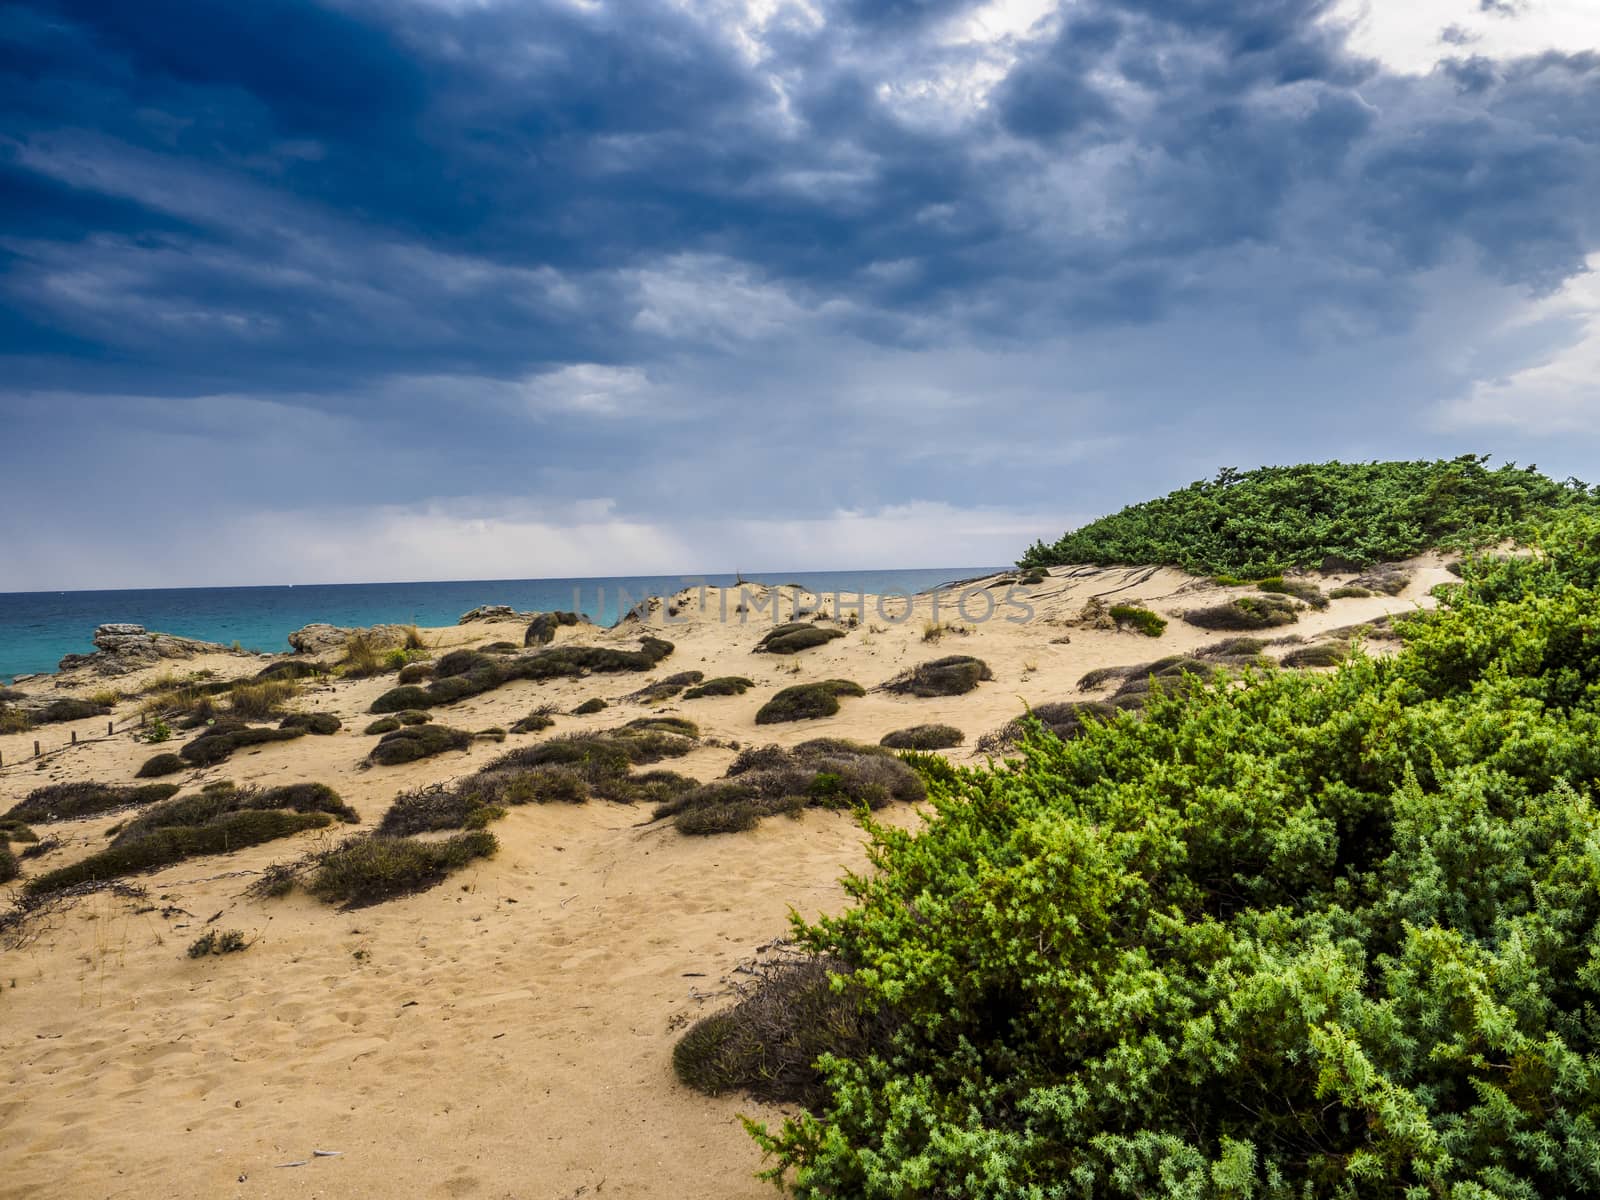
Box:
left=1108, top=605, right=1168, bottom=637
left=228, top=679, right=299, bottom=720
left=755, top=680, right=866, bottom=724
left=1182, top=594, right=1300, bottom=631
left=683, top=676, right=754, bottom=699
left=367, top=724, right=473, bottom=765
left=306, top=831, right=497, bottom=908
left=881, top=656, right=993, bottom=698
left=879, top=724, right=965, bottom=751
left=279, top=712, right=341, bottom=735
left=755, top=624, right=845, bottom=655
left=5, top=782, right=181, bottom=823
left=86, top=688, right=123, bottom=708
left=188, top=929, right=249, bottom=958
left=673, top=955, right=889, bottom=1106
left=1329, top=584, right=1374, bottom=599
left=573, top=697, right=607, bottom=715
left=0, top=706, right=34, bottom=734
left=136, top=753, right=185, bottom=778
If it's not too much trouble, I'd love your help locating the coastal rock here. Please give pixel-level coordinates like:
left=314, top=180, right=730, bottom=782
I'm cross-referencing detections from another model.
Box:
left=57, top=626, right=235, bottom=677
left=287, top=623, right=412, bottom=656
left=458, top=604, right=537, bottom=624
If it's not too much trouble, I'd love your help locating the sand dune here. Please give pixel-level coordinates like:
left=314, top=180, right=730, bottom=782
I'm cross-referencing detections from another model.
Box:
left=0, top=561, right=1452, bottom=1198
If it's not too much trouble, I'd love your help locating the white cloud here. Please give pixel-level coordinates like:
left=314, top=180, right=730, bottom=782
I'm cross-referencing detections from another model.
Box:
left=1439, top=257, right=1600, bottom=433
left=1336, top=0, right=1600, bottom=75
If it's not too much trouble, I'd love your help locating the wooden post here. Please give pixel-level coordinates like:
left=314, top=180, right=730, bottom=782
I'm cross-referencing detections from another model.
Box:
left=34, top=740, right=41, bottom=758
left=108, top=721, right=114, bottom=736
left=71, top=730, right=78, bottom=744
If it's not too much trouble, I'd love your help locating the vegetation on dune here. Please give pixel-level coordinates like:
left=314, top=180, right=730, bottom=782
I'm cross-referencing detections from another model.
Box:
left=227, top=679, right=300, bottom=720
left=279, top=711, right=341, bottom=735
left=1183, top=593, right=1301, bottom=630
left=755, top=680, right=866, bottom=724
left=367, top=724, right=473, bottom=765
left=364, top=716, right=401, bottom=735
left=656, top=740, right=924, bottom=835
left=305, top=831, right=498, bottom=907
left=681, top=508, right=1600, bottom=1199
left=369, top=637, right=674, bottom=713
left=879, top=724, right=964, bottom=751
left=1019, top=456, right=1597, bottom=576
left=683, top=676, right=755, bottom=699
left=1108, top=604, right=1167, bottom=636
left=255, top=659, right=327, bottom=682
left=881, top=656, right=993, bottom=698
left=510, top=711, right=556, bottom=734
left=755, top=623, right=847, bottom=655
left=136, top=752, right=186, bottom=778
left=0, top=818, right=38, bottom=843
left=109, top=782, right=355, bottom=847
left=31, top=697, right=112, bottom=725
left=0, top=845, right=16, bottom=884
left=573, top=697, right=607, bottom=714
left=525, top=610, right=582, bottom=646
left=1257, top=575, right=1329, bottom=609
left=178, top=720, right=305, bottom=766
left=627, top=670, right=705, bottom=702
left=5, top=782, right=181, bottom=822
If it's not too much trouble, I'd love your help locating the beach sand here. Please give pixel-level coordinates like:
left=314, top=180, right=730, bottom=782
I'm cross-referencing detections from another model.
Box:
left=0, top=560, right=1453, bottom=1198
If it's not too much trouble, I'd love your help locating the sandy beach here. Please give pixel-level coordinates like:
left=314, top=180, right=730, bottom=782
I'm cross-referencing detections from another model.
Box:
left=0, top=561, right=1452, bottom=1199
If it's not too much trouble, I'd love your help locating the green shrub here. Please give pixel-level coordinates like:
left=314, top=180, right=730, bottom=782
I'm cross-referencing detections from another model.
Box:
left=369, top=638, right=674, bottom=713
left=573, top=697, right=608, bottom=714
left=683, top=676, right=755, bottom=699
left=1183, top=593, right=1300, bottom=630
left=510, top=712, right=556, bottom=734
left=5, top=782, right=181, bottom=822
left=1019, top=456, right=1598, bottom=575
left=369, top=685, right=434, bottom=714
left=255, top=660, right=326, bottom=682
left=279, top=712, right=341, bottom=735
left=755, top=680, right=866, bottom=724
left=379, top=783, right=501, bottom=836
left=110, top=782, right=355, bottom=846
left=307, top=831, right=497, bottom=907
left=881, top=656, right=993, bottom=698
left=364, top=716, right=401, bottom=735
left=1107, top=604, right=1167, bottom=636
left=735, top=511, right=1600, bottom=1198
left=756, top=623, right=846, bottom=655
left=367, top=725, right=472, bottom=765
left=0, top=845, right=17, bottom=884
left=136, top=752, right=186, bottom=778
left=879, top=724, right=964, bottom=751
left=25, top=809, right=333, bottom=894
left=397, top=663, right=434, bottom=685
left=1329, top=584, right=1374, bottom=599
left=628, top=670, right=705, bottom=702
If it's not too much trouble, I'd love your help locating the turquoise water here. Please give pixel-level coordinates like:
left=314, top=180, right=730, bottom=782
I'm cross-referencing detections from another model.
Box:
left=0, top=568, right=998, bottom=682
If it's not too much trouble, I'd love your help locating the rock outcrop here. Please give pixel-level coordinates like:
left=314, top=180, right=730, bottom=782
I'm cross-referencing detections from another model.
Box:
left=286, top=623, right=412, bottom=656
left=458, top=605, right=540, bottom=624
left=56, top=624, right=237, bottom=676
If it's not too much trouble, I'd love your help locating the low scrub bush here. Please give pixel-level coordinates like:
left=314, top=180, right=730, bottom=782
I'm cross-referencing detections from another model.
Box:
left=369, top=638, right=675, bottom=713
left=110, top=782, right=355, bottom=846
left=0, top=845, right=17, bottom=884
left=136, top=752, right=185, bottom=778
left=1108, top=604, right=1167, bottom=636
left=0, top=818, right=38, bottom=843
left=0, top=706, right=33, bottom=733
left=25, top=809, right=334, bottom=894
left=881, top=656, right=992, bottom=698
left=674, top=955, right=890, bottom=1106
left=1280, top=641, right=1350, bottom=668
left=255, top=660, right=326, bottom=682
left=627, top=670, right=705, bottom=702
left=379, top=783, right=503, bottom=836
left=756, top=623, right=846, bottom=655
left=1257, top=576, right=1329, bottom=609
left=525, top=610, right=582, bottom=646
left=187, top=929, right=248, bottom=957
left=5, top=782, right=181, bottom=822
left=683, top=676, right=754, bottom=699
left=397, top=662, right=434, bottom=684
left=879, top=724, right=964, bottom=751
left=510, top=712, right=556, bottom=734
left=306, top=830, right=497, bottom=907
left=34, top=697, right=112, bottom=724
left=1329, top=583, right=1373, bottom=598
left=573, top=697, right=607, bottom=714
left=756, top=680, right=866, bottom=724
left=279, top=712, right=341, bottom=735
left=365, top=716, right=401, bottom=735
left=1183, top=593, right=1300, bottom=630
left=179, top=721, right=305, bottom=766
left=367, top=724, right=473, bottom=765
left=228, top=679, right=299, bottom=720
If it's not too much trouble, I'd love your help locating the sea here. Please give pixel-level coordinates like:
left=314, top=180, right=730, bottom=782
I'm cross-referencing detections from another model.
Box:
left=0, top=567, right=1000, bottom=682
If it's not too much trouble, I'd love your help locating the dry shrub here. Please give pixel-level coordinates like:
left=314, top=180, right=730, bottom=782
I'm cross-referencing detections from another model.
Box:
left=881, top=656, right=993, bottom=698
left=879, top=724, right=964, bottom=751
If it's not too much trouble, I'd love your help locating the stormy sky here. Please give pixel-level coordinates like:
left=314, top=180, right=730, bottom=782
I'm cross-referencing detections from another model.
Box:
left=2, top=0, right=1599, bottom=589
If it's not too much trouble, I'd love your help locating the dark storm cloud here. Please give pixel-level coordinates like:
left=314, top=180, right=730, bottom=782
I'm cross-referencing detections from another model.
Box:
left=1, top=0, right=1599, bottom=587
